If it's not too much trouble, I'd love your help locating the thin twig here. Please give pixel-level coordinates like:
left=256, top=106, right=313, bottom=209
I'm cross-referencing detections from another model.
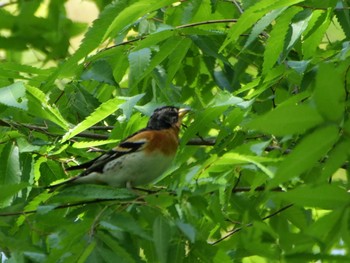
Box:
left=231, top=0, right=244, bottom=14
left=99, top=19, right=238, bottom=53
left=176, top=19, right=237, bottom=29
left=232, top=186, right=284, bottom=192
left=210, top=204, right=293, bottom=245
left=0, top=198, right=118, bottom=217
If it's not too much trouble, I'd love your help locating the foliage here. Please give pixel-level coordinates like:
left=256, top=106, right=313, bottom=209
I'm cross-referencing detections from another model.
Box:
left=0, top=0, right=350, bottom=262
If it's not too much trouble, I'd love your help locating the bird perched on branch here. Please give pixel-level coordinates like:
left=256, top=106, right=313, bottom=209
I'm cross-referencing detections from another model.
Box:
left=46, top=106, right=190, bottom=191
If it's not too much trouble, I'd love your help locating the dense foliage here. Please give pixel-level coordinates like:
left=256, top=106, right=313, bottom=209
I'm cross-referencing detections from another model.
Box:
left=1, top=0, right=350, bottom=262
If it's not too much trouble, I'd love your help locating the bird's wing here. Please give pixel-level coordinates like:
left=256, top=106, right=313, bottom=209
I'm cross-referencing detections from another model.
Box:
left=66, top=133, right=149, bottom=177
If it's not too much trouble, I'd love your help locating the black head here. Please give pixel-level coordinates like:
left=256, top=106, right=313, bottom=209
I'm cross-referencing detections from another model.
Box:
left=147, top=106, right=182, bottom=130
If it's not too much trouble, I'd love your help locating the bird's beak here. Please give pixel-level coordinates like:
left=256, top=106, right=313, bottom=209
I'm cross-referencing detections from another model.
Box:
left=178, top=108, right=191, bottom=119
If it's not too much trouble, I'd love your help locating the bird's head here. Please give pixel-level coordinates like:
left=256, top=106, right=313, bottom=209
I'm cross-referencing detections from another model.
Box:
left=147, top=106, right=190, bottom=130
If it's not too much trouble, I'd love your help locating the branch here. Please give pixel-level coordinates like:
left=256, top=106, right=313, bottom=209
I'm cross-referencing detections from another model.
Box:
left=0, top=198, right=118, bottom=217
left=210, top=204, right=294, bottom=245
left=232, top=186, right=284, bottom=192
left=0, top=119, right=216, bottom=146
left=230, top=0, right=244, bottom=14
left=98, top=19, right=238, bottom=53
left=175, top=19, right=237, bottom=29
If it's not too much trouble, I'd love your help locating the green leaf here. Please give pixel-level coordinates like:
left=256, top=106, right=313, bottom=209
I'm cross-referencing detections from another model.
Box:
left=119, top=93, right=145, bottom=119
left=302, top=10, right=332, bottom=58
left=97, top=231, right=136, bottom=263
left=77, top=241, right=96, bottom=263
left=128, top=48, right=152, bottom=88
left=61, top=97, right=124, bottom=143
left=286, top=9, right=312, bottom=51
left=153, top=216, right=171, bottom=263
left=26, top=84, right=69, bottom=130
left=269, top=125, right=339, bottom=188
left=244, top=7, right=286, bottom=49
left=48, top=184, right=137, bottom=203
left=262, top=7, right=301, bottom=76
left=221, top=0, right=304, bottom=51
left=101, top=213, right=152, bottom=240
left=314, top=63, right=345, bottom=122
left=210, top=152, right=282, bottom=177
left=131, top=36, right=187, bottom=88
left=0, top=183, right=28, bottom=208
left=72, top=139, right=119, bottom=149
left=133, top=30, right=174, bottom=51
left=45, top=0, right=131, bottom=84
left=306, top=209, right=344, bottom=251
left=319, top=139, right=350, bottom=181
left=81, top=60, right=117, bottom=85
left=335, top=6, right=350, bottom=39
left=180, top=106, right=228, bottom=146
left=166, top=38, right=192, bottom=86
left=0, top=143, right=21, bottom=207
left=176, top=221, right=196, bottom=243
left=273, top=185, right=349, bottom=209
left=245, top=104, right=323, bottom=136
left=167, top=242, right=185, bottom=263
left=0, top=82, right=28, bottom=110
left=0, top=143, right=21, bottom=185
left=102, top=0, right=175, bottom=42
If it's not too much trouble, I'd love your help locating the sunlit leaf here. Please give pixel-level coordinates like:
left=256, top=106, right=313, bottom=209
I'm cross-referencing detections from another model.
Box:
left=245, top=104, right=323, bottom=136
left=269, top=125, right=339, bottom=187
left=0, top=82, right=28, bottom=110
left=61, top=97, right=124, bottom=142
left=314, top=63, right=345, bottom=122
left=273, top=185, right=349, bottom=209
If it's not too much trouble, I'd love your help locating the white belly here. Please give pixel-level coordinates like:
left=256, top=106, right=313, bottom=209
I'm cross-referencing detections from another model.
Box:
left=75, top=151, right=174, bottom=187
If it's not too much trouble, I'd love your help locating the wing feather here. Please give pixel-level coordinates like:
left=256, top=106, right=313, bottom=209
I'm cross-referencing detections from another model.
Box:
left=65, top=136, right=147, bottom=176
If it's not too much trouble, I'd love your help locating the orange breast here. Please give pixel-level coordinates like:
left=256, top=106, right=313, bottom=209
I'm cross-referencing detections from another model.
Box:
left=131, top=128, right=179, bottom=156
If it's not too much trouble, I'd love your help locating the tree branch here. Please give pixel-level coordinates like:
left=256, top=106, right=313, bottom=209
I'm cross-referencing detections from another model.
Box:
left=0, top=119, right=216, bottom=146
left=210, top=204, right=294, bottom=245
left=98, top=19, right=238, bottom=53
left=0, top=198, right=118, bottom=217
left=175, top=19, right=237, bottom=29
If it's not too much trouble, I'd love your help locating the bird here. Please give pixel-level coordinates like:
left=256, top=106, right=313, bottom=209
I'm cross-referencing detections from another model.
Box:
left=46, top=106, right=190, bottom=191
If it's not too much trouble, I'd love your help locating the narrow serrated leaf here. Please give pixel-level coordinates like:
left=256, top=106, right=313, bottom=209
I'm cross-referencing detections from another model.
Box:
left=245, top=104, right=323, bottom=136
left=166, top=38, right=192, bottom=86
left=262, top=7, right=301, bottom=76
left=72, top=139, right=119, bottom=149
left=244, top=8, right=286, bottom=49
left=128, top=48, right=152, bottom=87
left=131, top=36, right=185, bottom=88
left=320, top=140, right=350, bottom=181
left=61, top=97, right=124, bottom=143
left=97, top=232, right=135, bottom=263
left=0, top=183, right=28, bottom=208
left=153, top=217, right=171, bottom=263
left=45, top=1, right=131, bottom=85
left=314, top=63, right=345, bottom=122
left=102, top=0, right=175, bottom=42
left=0, top=143, right=21, bottom=185
left=26, top=85, right=69, bottom=130
left=274, top=185, right=350, bottom=209
left=269, top=125, right=339, bottom=188
left=221, top=0, right=304, bottom=51
left=0, top=143, right=22, bottom=207
left=286, top=9, right=312, bottom=51
left=302, top=10, right=332, bottom=58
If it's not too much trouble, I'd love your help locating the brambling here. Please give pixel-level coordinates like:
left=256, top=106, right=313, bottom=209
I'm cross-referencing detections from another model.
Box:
left=46, top=106, right=190, bottom=190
